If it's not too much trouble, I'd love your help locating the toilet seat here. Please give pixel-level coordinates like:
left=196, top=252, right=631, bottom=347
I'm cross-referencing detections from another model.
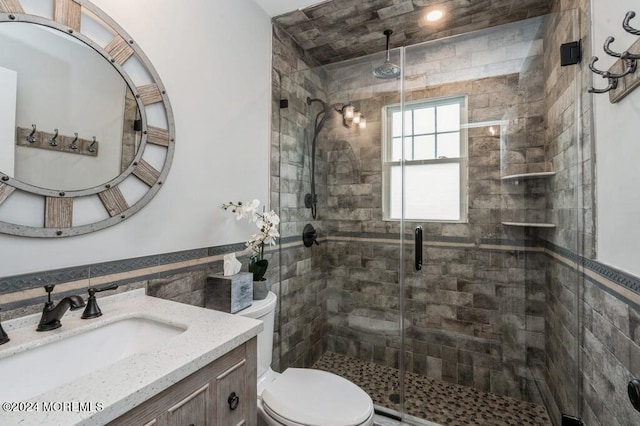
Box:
left=260, top=368, right=374, bottom=426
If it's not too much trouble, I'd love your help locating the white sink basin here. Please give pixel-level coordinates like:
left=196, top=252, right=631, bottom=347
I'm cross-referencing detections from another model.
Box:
left=0, top=317, right=186, bottom=402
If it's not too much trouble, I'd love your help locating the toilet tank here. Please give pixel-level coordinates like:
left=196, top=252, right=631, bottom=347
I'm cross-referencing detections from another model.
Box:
left=235, top=291, right=276, bottom=378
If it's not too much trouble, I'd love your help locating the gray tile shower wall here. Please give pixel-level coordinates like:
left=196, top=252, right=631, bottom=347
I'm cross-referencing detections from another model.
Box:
left=543, top=9, right=584, bottom=253
left=541, top=1, right=595, bottom=424
left=544, top=258, right=580, bottom=419
left=580, top=277, right=640, bottom=426
left=272, top=25, right=328, bottom=371
left=325, top=239, right=547, bottom=403
left=304, top=19, right=551, bottom=404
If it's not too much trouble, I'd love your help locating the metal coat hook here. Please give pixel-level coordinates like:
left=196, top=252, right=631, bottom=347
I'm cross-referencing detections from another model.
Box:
left=589, top=11, right=640, bottom=96
left=604, top=36, right=624, bottom=58
left=49, top=129, right=58, bottom=146
left=588, top=77, right=618, bottom=94
left=604, top=36, right=640, bottom=61
left=589, top=56, right=636, bottom=79
left=623, top=11, right=640, bottom=36
left=88, top=137, right=97, bottom=153
left=588, top=57, right=621, bottom=93
left=26, top=124, right=36, bottom=143
left=70, top=133, right=79, bottom=150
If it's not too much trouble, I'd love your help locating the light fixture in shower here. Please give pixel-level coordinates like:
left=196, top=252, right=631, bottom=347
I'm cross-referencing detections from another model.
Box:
left=351, top=112, right=366, bottom=129
left=305, top=97, right=365, bottom=219
left=373, top=29, right=401, bottom=79
left=425, top=9, right=444, bottom=22
left=344, top=105, right=355, bottom=119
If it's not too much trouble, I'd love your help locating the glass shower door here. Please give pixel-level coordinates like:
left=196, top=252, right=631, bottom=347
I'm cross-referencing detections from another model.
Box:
left=275, top=8, right=583, bottom=425
left=400, top=10, right=583, bottom=425
left=276, top=47, right=408, bottom=419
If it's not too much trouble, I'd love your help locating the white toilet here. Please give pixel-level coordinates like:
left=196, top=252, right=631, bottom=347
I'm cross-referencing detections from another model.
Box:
left=237, top=291, right=375, bottom=426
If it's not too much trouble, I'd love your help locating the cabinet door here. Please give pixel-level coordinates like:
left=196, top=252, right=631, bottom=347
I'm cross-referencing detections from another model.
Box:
left=164, top=383, right=210, bottom=426
left=108, top=338, right=256, bottom=426
left=216, top=359, right=248, bottom=426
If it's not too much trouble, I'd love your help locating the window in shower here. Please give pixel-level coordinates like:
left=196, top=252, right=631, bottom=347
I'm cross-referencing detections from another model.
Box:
left=382, top=95, right=468, bottom=221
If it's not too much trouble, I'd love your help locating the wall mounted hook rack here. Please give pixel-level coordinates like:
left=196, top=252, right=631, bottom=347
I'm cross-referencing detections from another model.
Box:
left=16, top=127, right=99, bottom=157
left=589, top=11, right=640, bottom=102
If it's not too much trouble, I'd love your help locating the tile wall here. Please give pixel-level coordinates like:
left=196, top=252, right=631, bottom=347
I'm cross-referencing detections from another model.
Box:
left=276, top=15, right=552, bottom=403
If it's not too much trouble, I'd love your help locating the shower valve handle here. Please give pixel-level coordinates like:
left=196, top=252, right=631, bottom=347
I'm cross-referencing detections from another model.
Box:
left=303, top=224, right=319, bottom=247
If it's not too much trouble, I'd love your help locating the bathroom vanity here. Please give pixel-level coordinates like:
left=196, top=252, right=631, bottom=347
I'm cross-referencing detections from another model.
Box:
left=0, top=289, right=262, bottom=425
left=109, top=339, right=256, bottom=426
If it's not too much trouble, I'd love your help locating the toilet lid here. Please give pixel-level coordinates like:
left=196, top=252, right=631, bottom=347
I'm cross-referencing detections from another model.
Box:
left=261, top=368, right=373, bottom=426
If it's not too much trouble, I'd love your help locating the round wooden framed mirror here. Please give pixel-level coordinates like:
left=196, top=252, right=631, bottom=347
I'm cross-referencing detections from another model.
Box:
left=0, top=0, right=175, bottom=237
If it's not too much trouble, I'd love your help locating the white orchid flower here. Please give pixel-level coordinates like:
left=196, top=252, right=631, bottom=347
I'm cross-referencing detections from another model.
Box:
left=264, top=210, right=280, bottom=225
left=242, top=199, right=260, bottom=221
left=233, top=208, right=245, bottom=220
left=222, top=199, right=280, bottom=261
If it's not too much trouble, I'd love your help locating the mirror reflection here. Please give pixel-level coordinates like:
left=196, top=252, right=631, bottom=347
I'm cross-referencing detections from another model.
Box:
left=0, top=22, right=140, bottom=191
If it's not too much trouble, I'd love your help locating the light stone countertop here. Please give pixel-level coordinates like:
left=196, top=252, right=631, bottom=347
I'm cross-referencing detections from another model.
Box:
left=0, top=289, right=263, bottom=425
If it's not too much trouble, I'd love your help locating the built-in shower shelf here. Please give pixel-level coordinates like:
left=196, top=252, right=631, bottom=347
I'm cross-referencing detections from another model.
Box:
left=500, top=171, right=556, bottom=180
left=501, top=222, right=556, bottom=228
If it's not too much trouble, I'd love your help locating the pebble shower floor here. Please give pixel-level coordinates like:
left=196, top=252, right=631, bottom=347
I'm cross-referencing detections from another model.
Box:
left=312, top=352, right=551, bottom=426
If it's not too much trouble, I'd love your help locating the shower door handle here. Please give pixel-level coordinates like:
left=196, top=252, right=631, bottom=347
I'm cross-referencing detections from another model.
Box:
left=415, top=226, right=423, bottom=271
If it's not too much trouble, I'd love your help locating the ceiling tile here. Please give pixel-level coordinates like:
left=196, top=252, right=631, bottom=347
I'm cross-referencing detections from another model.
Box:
left=273, top=0, right=553, bottom=65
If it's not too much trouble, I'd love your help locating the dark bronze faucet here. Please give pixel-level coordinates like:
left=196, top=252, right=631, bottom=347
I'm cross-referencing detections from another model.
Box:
left=37, top=285, right=85, bottom=332
left=0, top=307, right=9, bottom=345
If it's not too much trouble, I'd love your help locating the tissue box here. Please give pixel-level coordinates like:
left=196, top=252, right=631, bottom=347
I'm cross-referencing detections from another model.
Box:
left=205, top=272, right=253, bottom=313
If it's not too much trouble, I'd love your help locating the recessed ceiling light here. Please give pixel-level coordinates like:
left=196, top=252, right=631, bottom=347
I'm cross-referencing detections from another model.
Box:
left=425, top=10, right=444, bottom=22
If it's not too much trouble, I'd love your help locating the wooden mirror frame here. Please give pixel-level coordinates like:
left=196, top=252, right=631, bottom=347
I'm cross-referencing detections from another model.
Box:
left=0, top=0, right=175, bottom=237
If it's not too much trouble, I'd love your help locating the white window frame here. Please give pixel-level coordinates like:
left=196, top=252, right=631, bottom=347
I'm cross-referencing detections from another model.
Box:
left=382, top=95, right=469, bottom=222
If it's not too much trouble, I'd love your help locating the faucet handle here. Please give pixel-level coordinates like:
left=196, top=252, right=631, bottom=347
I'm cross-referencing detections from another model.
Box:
left=87, top=284, right=118, bottom=297
left=43, top=285, right=55, bottom=304
left=82, top=284, right=118, bottom=319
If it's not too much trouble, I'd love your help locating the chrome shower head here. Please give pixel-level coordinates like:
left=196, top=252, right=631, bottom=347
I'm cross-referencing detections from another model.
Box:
left=373, top=60, right=401, bottom=79
left=374, top=29, right=400, bottom=79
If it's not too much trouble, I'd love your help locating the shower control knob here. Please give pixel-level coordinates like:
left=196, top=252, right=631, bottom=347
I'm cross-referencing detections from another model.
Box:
left=228, top=392, right=239, bottom=410
left=303, top=224, right=319, bottom=247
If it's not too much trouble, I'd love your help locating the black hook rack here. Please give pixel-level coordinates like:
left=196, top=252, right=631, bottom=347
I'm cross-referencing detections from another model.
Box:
left=589, top=11, right=640, bottom=100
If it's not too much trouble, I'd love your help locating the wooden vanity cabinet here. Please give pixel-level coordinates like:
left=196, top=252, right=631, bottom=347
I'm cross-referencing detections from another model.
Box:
left=109, top=337, right=257, bottom=426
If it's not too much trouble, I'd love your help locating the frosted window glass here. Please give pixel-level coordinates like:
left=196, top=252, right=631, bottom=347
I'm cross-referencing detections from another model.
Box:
left=437, top=104, right=460, bottom=132
left=414, top=135, right=436, bottom=160
left=390, top=163, right=460, bottom=220
left=437, top=132, right=460, bottom=158
left=392, top=137, right=402, bottom=161
left=405, top=137, right=413, bottom=160
left=385, top=96, right=466, bottom=222
left=414, top=107, right=435, bottom=134
left=392, top=112, right=402, bottom=137
left=404, top=111, right=412, bottom=134
left=390, top=165, right=403, bottom=219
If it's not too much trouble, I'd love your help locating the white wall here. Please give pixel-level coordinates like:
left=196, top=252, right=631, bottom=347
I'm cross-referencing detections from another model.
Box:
left=0, top=0, right=271, bottom=277
left=593, top=0, right=640, bottom=276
